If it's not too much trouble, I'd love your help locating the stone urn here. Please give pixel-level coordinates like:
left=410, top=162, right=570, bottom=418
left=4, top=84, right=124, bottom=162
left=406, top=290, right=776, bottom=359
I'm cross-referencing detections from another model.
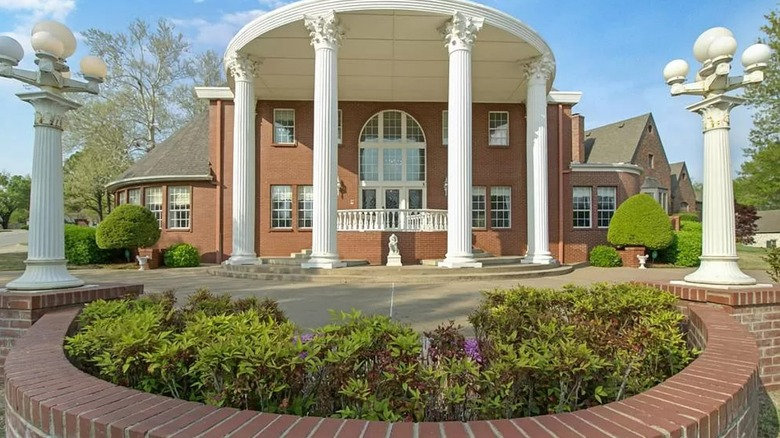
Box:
left=637, top=254, right=649, bottom=269
left=136, top=255, right=150, bottom=271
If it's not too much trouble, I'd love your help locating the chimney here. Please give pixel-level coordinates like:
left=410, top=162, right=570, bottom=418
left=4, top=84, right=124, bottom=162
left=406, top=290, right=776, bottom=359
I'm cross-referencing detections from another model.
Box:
left=571, top=113, right=585, bottom=163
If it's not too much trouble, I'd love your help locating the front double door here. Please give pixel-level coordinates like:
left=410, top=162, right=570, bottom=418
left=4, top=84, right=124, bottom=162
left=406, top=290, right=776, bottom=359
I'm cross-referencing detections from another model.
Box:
left=361, top=187, right=424, bottom=229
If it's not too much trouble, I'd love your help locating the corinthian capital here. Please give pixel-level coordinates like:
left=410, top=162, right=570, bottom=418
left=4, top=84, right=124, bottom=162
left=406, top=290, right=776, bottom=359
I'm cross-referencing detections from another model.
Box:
left=522, top=54, right=555, bottom=84
left=440, top=12, right=485, bottom=53
left=304, top=11, right=344, bottom=50
left=226, top=54, right=260, bottom=82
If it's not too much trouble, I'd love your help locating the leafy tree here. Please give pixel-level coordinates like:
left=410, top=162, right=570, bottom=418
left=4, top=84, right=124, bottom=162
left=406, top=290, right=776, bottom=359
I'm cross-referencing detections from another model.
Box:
left=735, top=203, right=760, bottom=245
left=736, top=7, right=780, bottom=209
left=607, top=194, right=674, bottom=250
left=0, top=173, right=31, bottom=229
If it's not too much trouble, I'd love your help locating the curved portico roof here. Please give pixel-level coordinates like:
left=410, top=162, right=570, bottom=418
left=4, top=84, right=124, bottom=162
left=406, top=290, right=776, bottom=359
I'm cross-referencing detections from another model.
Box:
left=224, top=0, right=555, bottom=103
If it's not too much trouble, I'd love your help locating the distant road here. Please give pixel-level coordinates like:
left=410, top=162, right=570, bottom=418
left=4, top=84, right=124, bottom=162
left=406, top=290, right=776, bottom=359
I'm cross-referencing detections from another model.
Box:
left=0, top=230, right=28, bottom=254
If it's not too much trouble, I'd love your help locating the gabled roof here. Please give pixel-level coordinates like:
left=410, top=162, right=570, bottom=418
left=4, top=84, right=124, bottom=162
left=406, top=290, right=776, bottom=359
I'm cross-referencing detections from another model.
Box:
left=669, top=162, right=687, bottom=192
left=584, top=113, right=652, bottom=164
left=757, top=210, right=780, bottom=234
left=107, top=112, right=211, bottom=190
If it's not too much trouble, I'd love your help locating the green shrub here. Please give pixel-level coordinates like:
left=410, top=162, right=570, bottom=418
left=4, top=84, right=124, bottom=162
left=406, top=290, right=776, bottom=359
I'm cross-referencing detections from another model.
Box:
left=657, top=230, right=701, bottom=267
left=96, top=205, right=161, bottom=250
left=66, top=285, right=695, bottom=422
left=677, top=213, right=700, bottom=222
left=679, top=220, right=702, bottom=233
left=607, top=194, right=674, bottom=250
left=64, top=225, right=120, bottom=265
left=764, top=247, right=780, bottom=283
left=588, top=245, right=622, bottom=267
left=164, top=243, right=200, bottom=267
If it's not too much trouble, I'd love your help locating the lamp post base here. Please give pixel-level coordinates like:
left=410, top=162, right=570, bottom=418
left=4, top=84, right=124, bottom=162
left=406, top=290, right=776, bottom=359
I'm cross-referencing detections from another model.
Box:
left=5, top=259, right=84, bottom=291
left=683, top=256, right=756, bottom=286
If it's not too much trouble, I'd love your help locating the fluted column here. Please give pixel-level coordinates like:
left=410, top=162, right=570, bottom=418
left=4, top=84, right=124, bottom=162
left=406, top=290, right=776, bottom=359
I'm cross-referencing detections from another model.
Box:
left=302, top=11, right=346, bottom=269
left=522, top=55, right=556, bottom=265
left=225, top=54, right=260, bottom=265
left=438, top=12, right=483, bottom=269
left=683, top=95, right=755, bottom=285
left=7, top=91, right=83, bottom=290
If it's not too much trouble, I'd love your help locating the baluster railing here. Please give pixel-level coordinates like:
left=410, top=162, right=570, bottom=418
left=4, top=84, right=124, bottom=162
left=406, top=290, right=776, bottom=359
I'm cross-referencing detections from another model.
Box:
left=336, top=209, right=448, bottom=232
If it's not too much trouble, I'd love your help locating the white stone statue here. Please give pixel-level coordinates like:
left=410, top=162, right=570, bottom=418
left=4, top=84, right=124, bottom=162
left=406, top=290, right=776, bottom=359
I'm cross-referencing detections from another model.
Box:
left=388, top=234, right=399, bottom=255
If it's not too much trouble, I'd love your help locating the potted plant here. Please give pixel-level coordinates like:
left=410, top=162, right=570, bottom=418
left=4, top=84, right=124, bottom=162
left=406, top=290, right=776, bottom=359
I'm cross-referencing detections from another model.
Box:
left=607, top=194, right=674, bottom=268
left=96, top=205, right=161, bottom=270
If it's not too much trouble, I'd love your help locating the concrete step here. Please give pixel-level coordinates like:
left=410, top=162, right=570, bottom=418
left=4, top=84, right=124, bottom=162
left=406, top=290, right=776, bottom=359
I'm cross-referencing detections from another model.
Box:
left=420, top=256, right=524, bottom=267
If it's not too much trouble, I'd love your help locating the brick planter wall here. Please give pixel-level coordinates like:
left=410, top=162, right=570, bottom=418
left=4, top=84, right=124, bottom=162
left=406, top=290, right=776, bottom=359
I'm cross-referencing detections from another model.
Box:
left=5, top=302, right=759, bottom=438
left=647, top=281, right=780, bottom=391
left=0, top=284, right=142, bottom=375
left=618, top=246, right=645, bottom=268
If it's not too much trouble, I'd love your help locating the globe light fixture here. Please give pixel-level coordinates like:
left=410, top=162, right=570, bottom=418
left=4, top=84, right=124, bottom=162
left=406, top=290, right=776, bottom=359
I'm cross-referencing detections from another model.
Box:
left=0, top=20, right=107, bottom=291
left=665, top=26, right=771, bottom=286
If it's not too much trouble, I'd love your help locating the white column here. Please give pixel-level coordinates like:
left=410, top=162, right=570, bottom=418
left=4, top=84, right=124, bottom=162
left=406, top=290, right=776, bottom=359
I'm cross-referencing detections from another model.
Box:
left=225, top=54, right=260, bottom=265
left=7, top=91, right=83, bottom=290
left=522, top=55, right=556, bottom=265
left=302, top=11, right=346, bottom=269
left=438, top=12, right=483, bottom=269
left=683, top=95, right=756, bottom=285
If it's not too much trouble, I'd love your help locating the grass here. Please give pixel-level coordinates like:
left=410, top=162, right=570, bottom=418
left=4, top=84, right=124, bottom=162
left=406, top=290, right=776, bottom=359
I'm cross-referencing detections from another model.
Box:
left=738, top=244, right=771, bottom=271
left=0, top=252, right=139, bottom=272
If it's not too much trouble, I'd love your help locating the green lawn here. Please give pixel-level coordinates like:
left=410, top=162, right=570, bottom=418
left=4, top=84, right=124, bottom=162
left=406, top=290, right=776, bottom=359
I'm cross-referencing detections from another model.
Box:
left=0, top=252, right=25, bottom=271
left=738, top=244, right=771, bottom=271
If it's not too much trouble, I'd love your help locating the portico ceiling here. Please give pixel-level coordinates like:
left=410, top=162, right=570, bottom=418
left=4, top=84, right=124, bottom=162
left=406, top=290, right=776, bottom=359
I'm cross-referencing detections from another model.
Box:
left=225, top=0, right=555, bottom=103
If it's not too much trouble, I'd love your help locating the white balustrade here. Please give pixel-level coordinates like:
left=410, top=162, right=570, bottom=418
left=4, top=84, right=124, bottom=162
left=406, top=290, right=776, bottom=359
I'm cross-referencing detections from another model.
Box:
left=337, top=209, right=448, bottom=232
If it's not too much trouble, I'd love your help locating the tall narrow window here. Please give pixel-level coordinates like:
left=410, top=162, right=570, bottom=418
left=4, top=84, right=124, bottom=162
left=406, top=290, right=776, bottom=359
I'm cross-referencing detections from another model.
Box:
left=117, top=191, right=127, bottom=205
left=406, top=149, right=425, bottom=181
left=597, top=187, right=616, bottom=228
left=490, top=186, right=511, bottom=228
left=144, top=187, right=163, bottom=228
left=127, top=188, right=141, bottom=205
left=488, top=111, right=509, bottom=146
left=359, top=148, right=379, bottom=181
left=298, top=185, right=313, bottom=229
left=472, top=186, right=486, bottom=228
left=167, top=186, right=191, bottom=229
left=338, top=109, right=343, bottom=145
left=442, top=110, right=448, bottom=146
left=648, top=153, right=655, bottom=168
left=271, top=185, right=293, bottom=228
left=274, top=109, right=295, bottom=144
left=573, top=187, right=591, bottom=228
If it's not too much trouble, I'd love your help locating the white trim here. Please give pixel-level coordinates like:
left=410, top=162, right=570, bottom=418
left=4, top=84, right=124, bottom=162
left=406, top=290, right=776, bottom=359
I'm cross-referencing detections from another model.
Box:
left=570, top=163, right=642, bottom=175
left=224, top=0, right=555, bottom=83
left=195, top=87, right=234, bottom=100
left=547, top=91, right=582, bottom=105
left=106, top=175, right=212, bottom=191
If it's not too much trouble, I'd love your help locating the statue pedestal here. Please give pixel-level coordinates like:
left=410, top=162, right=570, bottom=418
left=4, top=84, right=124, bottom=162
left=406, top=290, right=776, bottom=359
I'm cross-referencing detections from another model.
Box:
left=386, top=254, right=402, bottom=267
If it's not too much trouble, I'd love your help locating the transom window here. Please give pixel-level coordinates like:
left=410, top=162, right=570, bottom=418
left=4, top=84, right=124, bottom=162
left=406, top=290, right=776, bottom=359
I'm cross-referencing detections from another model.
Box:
left=489, top=111, right=509, bottom=146
left=490, top=187, right=511, bottom=228
left=359, top=110, right=427, bottom=210
left=271, top=185, right=293, bottom=228
left=573, top=187, right=592, bottom=228
left=145, top=187, right=162, bottom=228
left=597, top=187, right=617, bottom=228
left=167, top=186, right=191, bottom=229
left=274, top=109, right=295, bottom=144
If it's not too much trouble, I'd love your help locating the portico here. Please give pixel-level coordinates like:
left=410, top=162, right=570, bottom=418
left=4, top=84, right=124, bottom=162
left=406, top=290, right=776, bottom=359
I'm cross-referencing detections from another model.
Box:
left=222, top=0, right=562, bottom=268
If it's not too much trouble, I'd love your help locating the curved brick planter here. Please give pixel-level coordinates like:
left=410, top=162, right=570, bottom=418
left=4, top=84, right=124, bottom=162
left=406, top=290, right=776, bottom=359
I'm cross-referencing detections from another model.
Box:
left=5, top=304, right=760, bottom=438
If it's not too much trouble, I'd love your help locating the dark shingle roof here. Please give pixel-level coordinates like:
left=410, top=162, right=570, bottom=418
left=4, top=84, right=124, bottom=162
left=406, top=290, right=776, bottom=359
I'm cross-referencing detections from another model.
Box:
left=757, top=210, right=780, bottom=233
left=669, top=162, right=686, bottom=192
left=584, top=113, right=651, bottom=164
left=109, top=112, right=210, bottom=188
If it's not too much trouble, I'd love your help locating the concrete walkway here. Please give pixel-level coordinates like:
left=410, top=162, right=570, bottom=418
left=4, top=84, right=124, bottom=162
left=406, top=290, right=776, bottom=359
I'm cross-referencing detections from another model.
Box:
left=0, top=265, right=773, bottom=332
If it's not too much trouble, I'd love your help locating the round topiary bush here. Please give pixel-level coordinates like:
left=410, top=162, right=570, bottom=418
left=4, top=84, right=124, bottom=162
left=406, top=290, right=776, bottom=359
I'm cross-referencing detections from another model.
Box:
left=607, top=194, right=674, bottom=250
left=64, top=225, right=121, bottom=265
left=164, top=243, right=200, bottom=267
left=588, top=245, right=623, bottom=267
left=96, top=205, right=161, bottom=250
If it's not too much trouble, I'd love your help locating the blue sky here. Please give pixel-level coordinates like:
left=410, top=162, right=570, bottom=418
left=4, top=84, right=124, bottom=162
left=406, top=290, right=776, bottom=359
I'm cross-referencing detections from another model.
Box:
left=0, top=0, right=775, bottom=181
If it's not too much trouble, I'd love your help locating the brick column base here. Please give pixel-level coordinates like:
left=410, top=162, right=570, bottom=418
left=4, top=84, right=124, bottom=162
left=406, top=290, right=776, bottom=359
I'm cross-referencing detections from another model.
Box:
left=0, top=283, right=143, bottom=375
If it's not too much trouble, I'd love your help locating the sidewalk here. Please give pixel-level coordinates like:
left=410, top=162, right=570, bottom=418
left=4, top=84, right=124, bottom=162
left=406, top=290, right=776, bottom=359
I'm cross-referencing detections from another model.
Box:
left=0, top=265, right=773, bottom=332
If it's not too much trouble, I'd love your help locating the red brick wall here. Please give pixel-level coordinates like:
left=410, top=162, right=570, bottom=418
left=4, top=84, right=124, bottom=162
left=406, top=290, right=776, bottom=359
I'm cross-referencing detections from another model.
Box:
left=635, top=118, right=672, bottom=198
left=571, top=113, right=585, bottom=163
left=339, top=232, right=446, bottom=265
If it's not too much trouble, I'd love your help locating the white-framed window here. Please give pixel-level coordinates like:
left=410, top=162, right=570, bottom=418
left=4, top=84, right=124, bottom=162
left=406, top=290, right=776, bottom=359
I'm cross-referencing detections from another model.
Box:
left=597, top=187, right=617, bottom=228
left=298, top=185, right=313, bottom=229
left=573, top=187, right=591, bottom=228
left=338, top=109, right=343, bottom=145
left=144, top=187, right=163, bottom=228
left=442, top=110, right=448, bottom=146
left=271, top=185, right=293, bottom=228
left=488, top=111, right=509, bottom=146
left=490, top=186, right=511, bottom=228
left=472, top=186, right=486, bottom=228
left=273, top=109, right=295, bottom=144
left=127, top=188, right=141, bottom=205
left=167, top=186, right=191, bottom=229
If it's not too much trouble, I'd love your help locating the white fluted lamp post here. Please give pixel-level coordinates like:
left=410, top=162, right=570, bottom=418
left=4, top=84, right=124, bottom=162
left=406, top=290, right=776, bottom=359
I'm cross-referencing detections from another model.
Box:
left=0, top=21, right=106, bottom=290
left=664, top=27, right=771, bottom=286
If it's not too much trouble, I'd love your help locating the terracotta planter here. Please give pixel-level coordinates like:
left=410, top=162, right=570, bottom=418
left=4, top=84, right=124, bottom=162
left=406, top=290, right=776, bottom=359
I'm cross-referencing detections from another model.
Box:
left=617, top=246, right=645, bottom=268
left=137, top=248, right=161, bottom=269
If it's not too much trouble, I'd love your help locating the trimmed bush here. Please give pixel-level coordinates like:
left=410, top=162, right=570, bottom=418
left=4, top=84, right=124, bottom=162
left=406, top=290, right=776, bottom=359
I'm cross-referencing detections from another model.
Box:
left=96, top=205, right=161, bottom=250
left=64, top=225, right=120, bottom=265
left=607, top=194, right=674, bottom=250
left=677, top=213, right=700, bottom=222
left=588, top=245, right=622, bottom=267
left=657, top=229, right=702, bottom=267
left=680, top=220, right=702, bottom=233
left=164, top=243, right=200, bottom=267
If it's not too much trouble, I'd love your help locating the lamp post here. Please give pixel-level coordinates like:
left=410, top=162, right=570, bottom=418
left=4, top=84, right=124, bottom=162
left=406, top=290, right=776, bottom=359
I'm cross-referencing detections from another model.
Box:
left=0, top=21, right=107, bottom=290
left=664, top=27, right=771, bottom=286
